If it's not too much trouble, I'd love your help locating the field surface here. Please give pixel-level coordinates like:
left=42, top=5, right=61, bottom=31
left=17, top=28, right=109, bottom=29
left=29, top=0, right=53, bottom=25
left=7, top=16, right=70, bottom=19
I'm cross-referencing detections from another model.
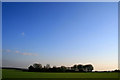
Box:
left=2, top=69, right=119, bottom=79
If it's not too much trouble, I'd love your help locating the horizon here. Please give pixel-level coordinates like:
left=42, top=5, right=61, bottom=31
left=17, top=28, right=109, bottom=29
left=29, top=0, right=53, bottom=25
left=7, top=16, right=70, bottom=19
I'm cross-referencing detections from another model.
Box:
left=2, top=2, right=118, bottom=71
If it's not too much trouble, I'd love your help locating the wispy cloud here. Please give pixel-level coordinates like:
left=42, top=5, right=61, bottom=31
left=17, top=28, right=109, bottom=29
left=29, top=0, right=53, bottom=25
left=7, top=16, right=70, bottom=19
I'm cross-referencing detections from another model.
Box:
left=3, top=49, right=11, bottom=53
left=21, top=52, right=37, bottom=56
left=21, top=32, right=25, bottom=36
left=6, top=49, right=11, bottom=52
left=15, top=51, right=20, bottom=54
left=3, top=49, right=38, bottom=56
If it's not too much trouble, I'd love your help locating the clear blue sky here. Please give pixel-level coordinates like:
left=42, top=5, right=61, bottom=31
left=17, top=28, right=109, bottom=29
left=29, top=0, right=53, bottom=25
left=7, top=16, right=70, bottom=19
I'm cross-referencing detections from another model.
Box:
left=2, top=2, right=118, bottom=71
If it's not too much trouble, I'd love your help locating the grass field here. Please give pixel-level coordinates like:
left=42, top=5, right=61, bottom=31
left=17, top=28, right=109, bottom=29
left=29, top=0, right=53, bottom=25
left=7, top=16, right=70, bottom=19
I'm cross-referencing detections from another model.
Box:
left=2, top=69, right=119, bottom=79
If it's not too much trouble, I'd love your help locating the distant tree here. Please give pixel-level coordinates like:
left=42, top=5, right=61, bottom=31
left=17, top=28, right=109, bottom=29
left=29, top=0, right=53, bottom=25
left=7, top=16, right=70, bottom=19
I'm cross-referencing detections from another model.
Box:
left=60, top=66, right=67, bottom=72
left=28, top=63, right=94, bottom=72
left=87, top=64, right=94, bottom=72
left=73, top=64, right=78, bottom=71
left=28, top=65, right=34, bottom=72
left=45, top=64, right=51, bottom=69
left=77, top=64, right=83, bottom=72
left=83, top=64, right=93, bottom=72
left=42, top=66, right=47, bottom=72
left=113, top=69, right=120, bottom=72
left=33, top=63, right=42, bottom=69
left=43, top=66, right=46, bottom=69
left=83, top=65, right=88, bottom=72
left=50, top=66, right=57, bottom=72
left=53, top=66, right=57, bottom=68
left=73, top=65, right=77, bottom=69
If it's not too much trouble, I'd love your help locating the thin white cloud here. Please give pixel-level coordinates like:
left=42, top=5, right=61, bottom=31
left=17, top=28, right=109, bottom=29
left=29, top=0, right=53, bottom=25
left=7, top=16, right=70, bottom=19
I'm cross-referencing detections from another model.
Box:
left=3, top=49, right=38, bottom=56
left=6, top=49, right=11, bottom=52
left=15, top=51, right=20, bottom=54
left=21, top=53, right=32, bottom=56
left=21, top=32, right=25, bottom=36
left=2, top=49, right=11, bottom=53
left=21, top=52, right=37, bottom=56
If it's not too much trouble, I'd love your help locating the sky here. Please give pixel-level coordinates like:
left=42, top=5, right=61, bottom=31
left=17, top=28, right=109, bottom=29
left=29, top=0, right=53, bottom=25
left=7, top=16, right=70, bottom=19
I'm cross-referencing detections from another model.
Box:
left=2, top=2, right=118, bottom=71
left=1, top=0, right=119, bottom=2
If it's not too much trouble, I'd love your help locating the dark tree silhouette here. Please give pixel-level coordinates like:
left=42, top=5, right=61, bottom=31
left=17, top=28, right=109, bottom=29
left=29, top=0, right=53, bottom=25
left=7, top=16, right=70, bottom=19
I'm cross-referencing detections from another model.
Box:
left=45, top=64, right=51, bottom=69
left=28, top=63, right=94, bottom=72
left=33, top=63, right=42, bottom=69
left=60, top=66, right=67, bottom=72
left=83, top=64, right=93, bottom=72
left=53, top=66, right=57, bottom=69
left=77, top=64, right=83, bottom=72
left=28, top=65, right=34, bottom=72
left=73, top=64, right=78, bottom=71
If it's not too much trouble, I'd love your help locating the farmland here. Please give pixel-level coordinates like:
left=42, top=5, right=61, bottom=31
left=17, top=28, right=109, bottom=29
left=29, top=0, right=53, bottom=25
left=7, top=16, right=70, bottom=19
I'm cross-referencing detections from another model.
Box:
left=2, top=69, right=119, bottom=79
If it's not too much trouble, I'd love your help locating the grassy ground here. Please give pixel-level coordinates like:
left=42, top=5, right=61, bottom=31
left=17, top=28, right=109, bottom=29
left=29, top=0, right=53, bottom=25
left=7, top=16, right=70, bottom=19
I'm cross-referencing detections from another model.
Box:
left=2, top=69, right=119, bottom=79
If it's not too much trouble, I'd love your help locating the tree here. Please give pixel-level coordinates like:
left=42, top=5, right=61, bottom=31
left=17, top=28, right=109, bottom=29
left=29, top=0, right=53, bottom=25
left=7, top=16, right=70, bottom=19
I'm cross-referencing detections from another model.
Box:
left=86, top=64, right=94, bottom=72
left=45, top=64, right=51, bottom=69
left=28, top=65, right=34, bottom=72
left=73, top=64, right=78, bottom=71
left=33, top=63, right=42, bottom=69
left=51, top=66, right=57, bottom=72
left=60, top=66, right=66, bottom=72
left=83, top=64, right=93, bottom=72
left=53, top=66, right=57, bottom=69
left=77, top=64, right=83, bottom=72
left=28, top=63, right=94, bottom=72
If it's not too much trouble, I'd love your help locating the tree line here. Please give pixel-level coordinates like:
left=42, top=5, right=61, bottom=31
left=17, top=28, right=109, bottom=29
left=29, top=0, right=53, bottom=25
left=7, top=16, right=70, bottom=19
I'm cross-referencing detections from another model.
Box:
left=28, top=63, right=94, bottom=72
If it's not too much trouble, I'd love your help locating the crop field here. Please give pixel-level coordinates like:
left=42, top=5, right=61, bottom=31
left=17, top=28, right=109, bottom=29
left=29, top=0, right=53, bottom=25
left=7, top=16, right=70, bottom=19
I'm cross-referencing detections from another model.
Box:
left=1, top=69, right=119, bottom=79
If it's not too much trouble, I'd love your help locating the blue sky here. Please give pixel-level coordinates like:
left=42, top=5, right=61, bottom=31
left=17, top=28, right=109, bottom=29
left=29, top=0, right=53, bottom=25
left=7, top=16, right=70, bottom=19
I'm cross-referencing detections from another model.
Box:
left=2, top=2, right=118, bottom=71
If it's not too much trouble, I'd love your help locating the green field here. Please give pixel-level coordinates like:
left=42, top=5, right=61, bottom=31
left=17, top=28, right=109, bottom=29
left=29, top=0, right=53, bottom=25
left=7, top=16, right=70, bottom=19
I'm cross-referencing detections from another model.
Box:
left=2, top=69, right=119, bottom=79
